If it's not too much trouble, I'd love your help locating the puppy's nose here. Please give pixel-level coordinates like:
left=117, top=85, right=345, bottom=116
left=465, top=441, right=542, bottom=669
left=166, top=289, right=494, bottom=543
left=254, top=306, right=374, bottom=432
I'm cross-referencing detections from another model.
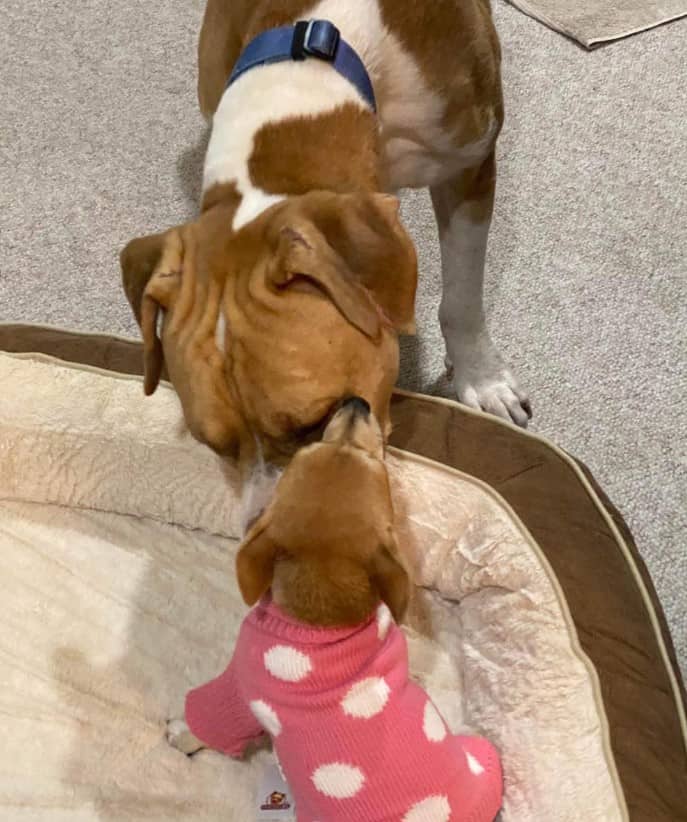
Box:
left=341, top=396, right=371, bottom=418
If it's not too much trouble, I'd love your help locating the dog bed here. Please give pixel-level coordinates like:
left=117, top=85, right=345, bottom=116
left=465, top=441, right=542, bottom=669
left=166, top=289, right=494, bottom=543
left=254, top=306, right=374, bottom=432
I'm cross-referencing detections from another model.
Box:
left=0, top=325, right=685, bottom=822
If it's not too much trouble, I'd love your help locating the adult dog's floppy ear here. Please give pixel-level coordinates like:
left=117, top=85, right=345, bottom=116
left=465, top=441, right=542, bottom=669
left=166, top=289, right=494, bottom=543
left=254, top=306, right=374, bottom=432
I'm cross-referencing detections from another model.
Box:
left=236, top=519, right=277, bottom=606
left=120, top=227, right=185, bottom=395
left=271, top=192, right=418, bottom=339
left=273, top=225, right=384, bottom=339
left=351, top=193, right=417, bottom=335
left=369, top=532, right=410, bottom=623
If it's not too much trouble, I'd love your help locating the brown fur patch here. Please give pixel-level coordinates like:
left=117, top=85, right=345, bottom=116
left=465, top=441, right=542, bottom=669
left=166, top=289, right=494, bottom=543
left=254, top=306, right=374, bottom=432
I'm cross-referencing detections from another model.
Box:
left=201, top=180, right=242, bottom=215
left=379, top=0, right=503, bottom=145
left=249, top=104, right=383, bottom=195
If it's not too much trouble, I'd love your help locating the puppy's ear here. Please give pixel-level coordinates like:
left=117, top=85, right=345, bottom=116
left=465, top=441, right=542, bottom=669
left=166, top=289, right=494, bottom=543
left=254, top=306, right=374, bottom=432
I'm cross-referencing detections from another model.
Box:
left=120, top=227, right=186, bottom=395
left=272, top=193, right=417, bottom=339
left=369, top=533, right=410, bottom=623
left=236, top=522, right=277, bottom=606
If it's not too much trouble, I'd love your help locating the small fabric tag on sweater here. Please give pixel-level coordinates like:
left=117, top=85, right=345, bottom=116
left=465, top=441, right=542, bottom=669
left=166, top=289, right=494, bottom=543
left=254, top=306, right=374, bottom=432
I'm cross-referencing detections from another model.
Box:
left=256, top=760, right=296, bottom=821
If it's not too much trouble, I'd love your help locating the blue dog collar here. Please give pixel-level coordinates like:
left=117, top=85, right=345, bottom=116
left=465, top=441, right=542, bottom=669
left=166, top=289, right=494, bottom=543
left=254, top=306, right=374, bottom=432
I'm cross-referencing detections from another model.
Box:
left=227, top=20, right=377, bottom=112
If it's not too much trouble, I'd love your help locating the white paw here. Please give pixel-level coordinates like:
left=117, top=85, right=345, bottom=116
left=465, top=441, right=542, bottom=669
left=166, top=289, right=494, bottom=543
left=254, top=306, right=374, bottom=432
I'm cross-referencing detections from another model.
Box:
left=447, top=335, right=532, bottom=428
left=166, top=718, right=205, bottom=755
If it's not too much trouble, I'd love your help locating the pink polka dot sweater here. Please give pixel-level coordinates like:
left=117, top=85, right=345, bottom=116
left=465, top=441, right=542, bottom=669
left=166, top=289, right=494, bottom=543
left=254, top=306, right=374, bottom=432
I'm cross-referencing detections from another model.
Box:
left=185, top=596, right=503, bottom=822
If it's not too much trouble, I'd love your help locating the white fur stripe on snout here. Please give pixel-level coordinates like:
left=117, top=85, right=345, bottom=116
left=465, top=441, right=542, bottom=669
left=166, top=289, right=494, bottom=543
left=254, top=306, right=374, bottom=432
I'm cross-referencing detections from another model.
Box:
left=215, top=312, right=226, bottom=353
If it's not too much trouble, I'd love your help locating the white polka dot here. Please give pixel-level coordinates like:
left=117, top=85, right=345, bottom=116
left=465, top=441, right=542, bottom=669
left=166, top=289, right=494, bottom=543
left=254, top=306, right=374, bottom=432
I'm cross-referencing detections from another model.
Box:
left=311, top=763, right=365, bottom=799
left=264, top=645, right=312, bottom=682
left=403, top=795, right=451, bottom=822
left=465, top=751, right=485, bottom=775
left=249, top=699, right=282, bottom=736
left=377, top=603, right=392, bottom=639
left=422, top=700, right=447, bottom=743
left=341, top=677, right=390, bottom=719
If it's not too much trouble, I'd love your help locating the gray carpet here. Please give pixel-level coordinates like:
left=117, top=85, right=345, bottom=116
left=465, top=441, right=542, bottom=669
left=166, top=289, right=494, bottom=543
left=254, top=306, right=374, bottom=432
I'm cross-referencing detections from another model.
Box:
left=1, top=1, right=685, bottom=675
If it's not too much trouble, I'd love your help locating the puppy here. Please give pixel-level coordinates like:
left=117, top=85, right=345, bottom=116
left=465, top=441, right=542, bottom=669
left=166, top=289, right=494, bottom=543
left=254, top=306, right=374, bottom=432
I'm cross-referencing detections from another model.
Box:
left=122, top=0, right=530, bottom=469
left=168, top=398, right=503, bottom=821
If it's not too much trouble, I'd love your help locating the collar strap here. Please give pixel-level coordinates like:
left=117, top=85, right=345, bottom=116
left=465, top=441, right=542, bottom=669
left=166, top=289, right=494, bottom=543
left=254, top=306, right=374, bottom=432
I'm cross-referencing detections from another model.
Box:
left=227, top=20, right=376, bottom=112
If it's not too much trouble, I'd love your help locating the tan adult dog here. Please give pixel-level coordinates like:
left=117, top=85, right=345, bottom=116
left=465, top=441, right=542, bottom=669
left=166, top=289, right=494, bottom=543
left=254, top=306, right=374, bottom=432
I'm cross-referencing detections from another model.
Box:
left=121, top=1, right=530, bottom=473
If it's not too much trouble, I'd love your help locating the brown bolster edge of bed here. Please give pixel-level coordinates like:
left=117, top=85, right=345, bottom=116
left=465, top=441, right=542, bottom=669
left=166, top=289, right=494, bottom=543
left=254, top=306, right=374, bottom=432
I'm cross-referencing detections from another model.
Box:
left=389, top=391, right=687, bottom=822
left=1, top=322, right=686, bottom=822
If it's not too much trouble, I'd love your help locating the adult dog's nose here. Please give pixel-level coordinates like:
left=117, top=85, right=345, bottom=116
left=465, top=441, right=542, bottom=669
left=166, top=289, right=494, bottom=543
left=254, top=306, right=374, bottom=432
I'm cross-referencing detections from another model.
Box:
left=323, top=395, right=382, bottom=457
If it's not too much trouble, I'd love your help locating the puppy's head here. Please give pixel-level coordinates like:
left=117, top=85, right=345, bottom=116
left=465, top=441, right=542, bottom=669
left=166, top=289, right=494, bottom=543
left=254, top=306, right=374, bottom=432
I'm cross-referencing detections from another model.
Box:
left=236, top=398, right=409, bottom=627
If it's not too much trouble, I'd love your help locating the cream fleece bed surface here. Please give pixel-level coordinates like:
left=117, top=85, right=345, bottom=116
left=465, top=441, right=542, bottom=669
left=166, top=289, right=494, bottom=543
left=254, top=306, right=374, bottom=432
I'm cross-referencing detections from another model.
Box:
left=0, top=352, right=628, bottom=821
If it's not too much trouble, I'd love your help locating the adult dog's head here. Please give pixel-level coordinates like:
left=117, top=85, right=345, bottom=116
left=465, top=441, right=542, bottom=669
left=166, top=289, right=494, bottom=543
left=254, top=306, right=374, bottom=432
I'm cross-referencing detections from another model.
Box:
left=121, top=189, right=417, bottom=462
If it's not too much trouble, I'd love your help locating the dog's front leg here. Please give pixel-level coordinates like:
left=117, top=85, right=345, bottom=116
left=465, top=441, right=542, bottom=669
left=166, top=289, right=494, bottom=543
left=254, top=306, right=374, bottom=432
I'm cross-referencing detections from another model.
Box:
left=166, top=718, right=206, bottom=755
left=430, top=153, right=531, bottom=427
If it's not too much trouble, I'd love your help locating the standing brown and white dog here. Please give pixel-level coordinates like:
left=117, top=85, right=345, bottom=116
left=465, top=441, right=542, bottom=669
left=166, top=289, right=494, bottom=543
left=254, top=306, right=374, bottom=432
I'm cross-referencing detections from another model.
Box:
left=121, top=0, right=529, bottom=494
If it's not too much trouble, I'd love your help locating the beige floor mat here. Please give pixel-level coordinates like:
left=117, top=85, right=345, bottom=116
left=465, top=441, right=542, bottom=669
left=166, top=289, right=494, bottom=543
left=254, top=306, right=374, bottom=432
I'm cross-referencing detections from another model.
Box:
left=507, top=0, right=687, bottom=46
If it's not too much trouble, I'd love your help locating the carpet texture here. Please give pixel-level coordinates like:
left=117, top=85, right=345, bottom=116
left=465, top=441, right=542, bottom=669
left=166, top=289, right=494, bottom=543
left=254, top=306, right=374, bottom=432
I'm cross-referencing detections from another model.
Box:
left=507, top=0, right=687, bottom=47
left=0, top=1, right=685, bottom=675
